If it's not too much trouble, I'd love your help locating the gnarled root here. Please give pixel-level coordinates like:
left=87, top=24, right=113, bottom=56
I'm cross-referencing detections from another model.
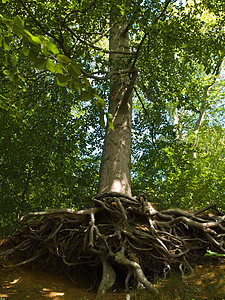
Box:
left=97, top=258, right=116, bottom=299
left=113, top=246, right=158, bottom=294
left=1, top=193, right=225, bottom=297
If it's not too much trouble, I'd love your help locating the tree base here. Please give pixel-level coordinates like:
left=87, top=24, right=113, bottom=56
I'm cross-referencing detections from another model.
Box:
left=1, top=193, right=225, bottom=299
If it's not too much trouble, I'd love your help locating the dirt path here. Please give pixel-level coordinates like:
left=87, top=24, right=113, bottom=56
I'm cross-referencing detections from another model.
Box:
left=0, top=263, right=96, bottom=300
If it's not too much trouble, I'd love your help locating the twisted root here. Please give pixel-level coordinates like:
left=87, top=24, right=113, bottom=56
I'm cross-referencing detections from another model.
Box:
left=1, top=193, right=224, bottom=298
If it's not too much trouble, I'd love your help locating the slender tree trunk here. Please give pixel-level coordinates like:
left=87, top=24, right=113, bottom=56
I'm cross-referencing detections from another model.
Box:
left=193, top=58, right=224, bottom=151
left=98, top=12, right=133, bottom=196
left=173, top=104, right=185, bottom=142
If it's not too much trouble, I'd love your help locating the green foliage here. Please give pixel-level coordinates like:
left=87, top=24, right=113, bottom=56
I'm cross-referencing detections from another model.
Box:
left=0, top=95, right=103, bottom=235
left=0, top=0, right=225, bottom=235
left=0, top=12, right=106, bottom=124
left=205, top=250, right=225, bottom=257
left=132, top=80, right=225, bottom=210
left=131, top=0, right=225, bottom=211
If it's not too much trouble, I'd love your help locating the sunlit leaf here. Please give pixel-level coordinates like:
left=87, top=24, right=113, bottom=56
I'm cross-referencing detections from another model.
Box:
left=3, top=69, right=10, bottom=75
left=55, top=63, right=66, bottom=74
left=3, top=40, right=10, bottom=50
left=57, top=54, right=72, bottom=64
left=46, top=41, right=59, bottom=55
left=46, top=58, right=55, bottom=72
left=24, top=30, right=43, bottom=44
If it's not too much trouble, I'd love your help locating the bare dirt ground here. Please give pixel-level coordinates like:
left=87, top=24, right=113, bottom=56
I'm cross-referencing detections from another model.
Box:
left=0, top=239, right=225, bottom=300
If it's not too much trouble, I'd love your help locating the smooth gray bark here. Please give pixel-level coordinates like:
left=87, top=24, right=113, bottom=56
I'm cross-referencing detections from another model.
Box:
left=98, top=14, right=132, bottom=196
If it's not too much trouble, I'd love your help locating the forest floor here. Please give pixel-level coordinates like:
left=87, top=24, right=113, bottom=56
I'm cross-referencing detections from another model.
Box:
left=0, top=239, right=225, bottom=300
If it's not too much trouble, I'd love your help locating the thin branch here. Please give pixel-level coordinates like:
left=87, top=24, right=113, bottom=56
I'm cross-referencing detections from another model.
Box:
left=132, top=0, right=173, bottom=67
left=85, top=20, right=119, bottom=45
left=67, top=27, right=135, bottom=55
left=92, top=26, right=113, bottom=44
left=134, top=85, right=157, bottom=149
left=17, top=0, right=59, bottom=43
left=62, top=0, right=98, bottom=24
left=17, top=0, right=70, bottom=56
left=132, top=33, right=148, bottom=67
left=80, top=69, right=106, bottom=80
left=60, top=0, right=98, bottom=38
left=134, top=86, right=150, bottom=117
left=80, top=67, right=138, bottom=80
left=152, top=0, right=173, bottom=26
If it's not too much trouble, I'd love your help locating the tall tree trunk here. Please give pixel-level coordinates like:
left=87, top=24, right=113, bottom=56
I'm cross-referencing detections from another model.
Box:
left=193, top=58, right=224, bottom=151
left=98, top=11, right=133, bottom=196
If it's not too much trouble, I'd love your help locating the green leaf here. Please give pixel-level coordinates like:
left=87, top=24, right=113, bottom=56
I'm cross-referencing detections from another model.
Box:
left=57, top=54, right=72, bottom=64
left=42, top=45, right=49, bottom=56
left=46, top=41, right=59, bottom=55
left=93, top=94, right=105, bottom=107
left=46, top=58, right=55, bottom=73
left=69, top=61, right=81, bottom=75
left=3, top=69, right=10, bottom=75
left=3, top=40, right=10, bottom=50
left=83, top=78, right=91, bottom=86
left=13, top=23, right=24, bottom=37
left=14, top=15, right=24, bottom=27
left=0, top=15, right=12, bottom=23
left=80, top=91, right=93, bottom=101
left=56, top=74, right=69, bottom=87
left=68, top=64, right=79, bottom=79
left=9, top=73, right=14, bottom=81
left=55, top=64, right=66, bottom=74
left=28, top=48, right=39, bottom=62
left=25, top=30, right=43, bottom=44
left=22, top=45, right=29, bottom=56
left=107, top=113, right=114, bottom=130
left=72, top=79, right=83, bottom=91
left=34, top=57, right=46, bottom=70
left=205, top=250, right=225, bottom=257
left=69, top=78, right=82, bottom=92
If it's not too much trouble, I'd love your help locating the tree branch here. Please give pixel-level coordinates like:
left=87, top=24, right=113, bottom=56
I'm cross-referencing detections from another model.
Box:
left=80, top=67, right=138, bottom=80
left=132, top=0, right=173, bottom=67
left=59, top=1, right=98, bottom=40
left=17, top=0, right=59, bottom=43
left=67, top=27, right=135, bottom=55
left=134, top=86, right=150, bottom=117
left=17, top=0, right=70, bottom=56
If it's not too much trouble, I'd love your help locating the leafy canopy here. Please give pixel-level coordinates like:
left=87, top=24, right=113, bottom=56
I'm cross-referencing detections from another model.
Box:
left=0, top=0, right=225, bottom=235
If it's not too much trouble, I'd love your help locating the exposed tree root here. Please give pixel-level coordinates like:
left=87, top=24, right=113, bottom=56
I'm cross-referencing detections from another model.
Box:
left=1, top=193, right=225, bottom=299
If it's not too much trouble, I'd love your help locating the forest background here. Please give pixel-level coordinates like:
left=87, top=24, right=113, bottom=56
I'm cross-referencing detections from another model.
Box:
left=0, top=0, right=225, bottom=237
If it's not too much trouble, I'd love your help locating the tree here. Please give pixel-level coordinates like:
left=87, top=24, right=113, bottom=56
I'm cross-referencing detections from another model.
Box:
left=1, top=0, right=225, bottom=298
left=98, top=5, right=135, bottom=196
left=1, top=0, right=224, bottom=198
